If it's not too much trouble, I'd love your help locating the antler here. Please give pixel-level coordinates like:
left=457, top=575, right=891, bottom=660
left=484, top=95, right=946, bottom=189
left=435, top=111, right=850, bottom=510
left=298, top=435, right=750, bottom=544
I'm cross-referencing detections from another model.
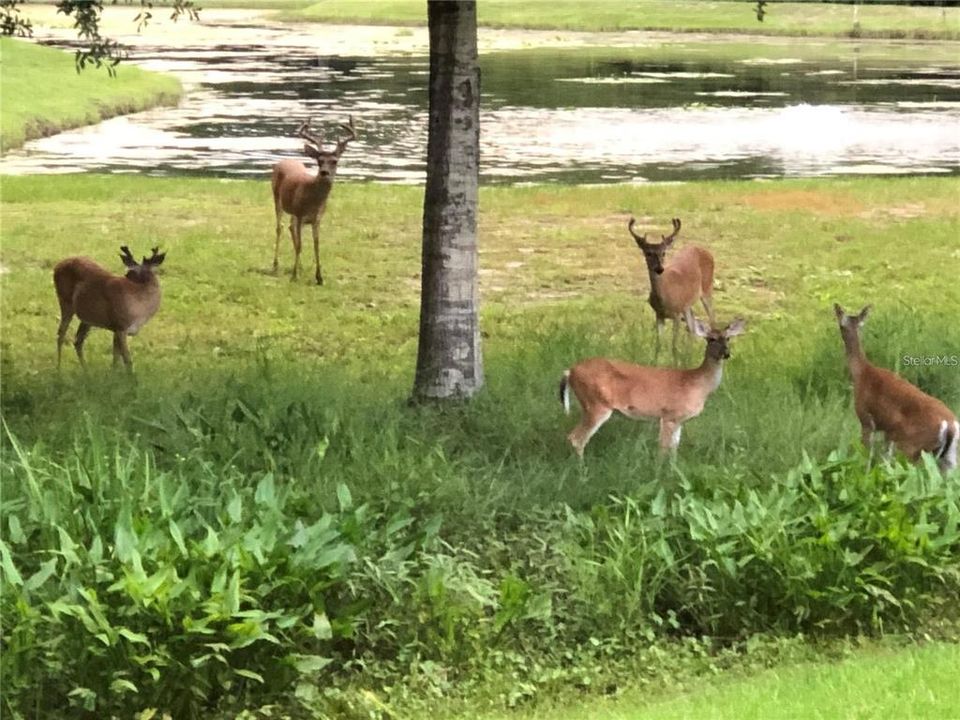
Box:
left=663, top=218, right=681, bottom=243
left=297, top=118, right=325, bottom=150
left=119, top=246, right=137, bottom=267
left=144, top=246, right=166, bottom=266
left=627, top=217, right=647, bottom=247
left=334, top=115, right=357, bottom=156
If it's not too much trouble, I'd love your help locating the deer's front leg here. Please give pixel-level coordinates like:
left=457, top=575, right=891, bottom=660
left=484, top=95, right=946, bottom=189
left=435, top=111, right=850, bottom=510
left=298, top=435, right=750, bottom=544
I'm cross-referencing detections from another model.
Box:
left=658, top=418, right=682, bottom=456
left=311, top=217, right=323, bottom=286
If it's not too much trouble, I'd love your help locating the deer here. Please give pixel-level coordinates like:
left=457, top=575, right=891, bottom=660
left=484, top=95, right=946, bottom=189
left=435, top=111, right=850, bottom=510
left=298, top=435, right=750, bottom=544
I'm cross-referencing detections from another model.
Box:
left=559, top=316, right=746, bottom=458
left=54, top=246, right=166, bottom=371
left=271, top=116, right=357, bottom=285
left=834, top=304, right=958, bottom=473
left=628, top=217, right=716, bottom=361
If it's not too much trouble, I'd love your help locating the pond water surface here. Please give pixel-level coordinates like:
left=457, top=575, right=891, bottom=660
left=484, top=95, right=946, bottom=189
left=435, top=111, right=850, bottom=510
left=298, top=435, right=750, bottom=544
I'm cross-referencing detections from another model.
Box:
left=3, top=13, right=959, bottom=183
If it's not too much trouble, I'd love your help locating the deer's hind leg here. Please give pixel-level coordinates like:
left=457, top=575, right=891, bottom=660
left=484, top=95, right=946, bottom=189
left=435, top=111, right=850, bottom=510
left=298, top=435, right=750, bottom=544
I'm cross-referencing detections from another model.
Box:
left=56, top=309, right=74, bottom=368
left=567, top=408, right=613, bottom=459
left=74, top=322, right=92, bottom=367
left=289, top=217, right=303, bottom=280
left=701, top=294, right=716, bottom=326
left=273, top=204, right=284, bottom=274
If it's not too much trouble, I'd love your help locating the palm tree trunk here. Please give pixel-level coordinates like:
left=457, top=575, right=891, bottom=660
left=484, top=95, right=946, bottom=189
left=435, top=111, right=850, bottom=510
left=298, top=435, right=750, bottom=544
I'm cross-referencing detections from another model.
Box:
left=412, top=0, right=483, bottom=401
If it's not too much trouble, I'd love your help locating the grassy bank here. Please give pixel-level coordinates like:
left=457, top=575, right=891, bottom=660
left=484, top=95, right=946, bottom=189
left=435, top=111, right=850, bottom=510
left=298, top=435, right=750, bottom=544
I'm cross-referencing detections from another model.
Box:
left=2, top=175, right=959, bottom=717
left=0, top=37, right=181, bottom=152
left=482, top=641, right=960, bottom=720
left=289, top=0, right=960, bottom=39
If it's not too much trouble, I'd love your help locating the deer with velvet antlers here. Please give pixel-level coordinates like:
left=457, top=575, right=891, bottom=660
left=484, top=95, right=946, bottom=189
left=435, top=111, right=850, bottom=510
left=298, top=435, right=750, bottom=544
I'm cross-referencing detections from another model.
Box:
left=271, top=116, right=356, bottom=285
left=559, top=316, right=746, bottom=457
left=628, top=217, right=716, bottom=360
left=54, top=246, right=166, bottom=371
left=835, top=304, right=958, bottom=472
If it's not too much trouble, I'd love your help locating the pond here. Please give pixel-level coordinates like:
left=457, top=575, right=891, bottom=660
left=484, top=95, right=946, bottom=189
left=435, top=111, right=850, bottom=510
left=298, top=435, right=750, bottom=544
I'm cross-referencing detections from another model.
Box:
left=3, top=13, right=959, bottom=183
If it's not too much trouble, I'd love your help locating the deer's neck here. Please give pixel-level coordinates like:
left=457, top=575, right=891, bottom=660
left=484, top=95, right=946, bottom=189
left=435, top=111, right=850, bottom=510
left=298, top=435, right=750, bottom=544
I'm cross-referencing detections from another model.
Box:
left=842, top=330, right=867, bottom=378
left=696, top=354, right=725, bottom=394
left=313, top=175, right=334, bottom=199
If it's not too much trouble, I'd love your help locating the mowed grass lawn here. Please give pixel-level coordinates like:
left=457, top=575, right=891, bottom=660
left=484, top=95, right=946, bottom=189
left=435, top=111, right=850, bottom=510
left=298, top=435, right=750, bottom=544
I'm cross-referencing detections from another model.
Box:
left=0, top=37, right=181, bottom=151
left=484, top=642, right=960, bottom=720
left=290, top=0, right=960, bottom=38
left=3, top=175, right=959, bottom=377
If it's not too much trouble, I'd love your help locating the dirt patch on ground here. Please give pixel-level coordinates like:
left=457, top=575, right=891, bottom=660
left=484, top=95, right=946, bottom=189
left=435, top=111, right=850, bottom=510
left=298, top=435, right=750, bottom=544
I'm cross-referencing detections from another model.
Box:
left=741, top=190, right=865, bottom=216
left=858, top=202, right=927, bottom=221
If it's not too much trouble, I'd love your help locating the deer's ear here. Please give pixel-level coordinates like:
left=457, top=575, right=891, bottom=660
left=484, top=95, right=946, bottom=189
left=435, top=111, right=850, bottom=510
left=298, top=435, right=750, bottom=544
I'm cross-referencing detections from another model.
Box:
left=857, top=305, right=872, bottom=324
left=303, top=144, right=321, bottom=159
left=691, top=317, right=710, bottom=338
left=661, top=234, right=675, bottom=248
left=147, top=252, right=166, bottom=267
left=724, top=318, right=747, bottom=338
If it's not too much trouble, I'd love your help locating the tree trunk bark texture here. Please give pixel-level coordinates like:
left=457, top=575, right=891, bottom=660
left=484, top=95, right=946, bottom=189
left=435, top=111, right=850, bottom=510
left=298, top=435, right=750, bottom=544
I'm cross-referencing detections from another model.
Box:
left=413, top=0, right=483, bottom=401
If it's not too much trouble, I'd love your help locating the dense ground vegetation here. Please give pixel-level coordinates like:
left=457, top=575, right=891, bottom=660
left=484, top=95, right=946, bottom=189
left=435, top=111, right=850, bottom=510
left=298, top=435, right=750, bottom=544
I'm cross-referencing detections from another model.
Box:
left=2, top=176, right=959, bottom=718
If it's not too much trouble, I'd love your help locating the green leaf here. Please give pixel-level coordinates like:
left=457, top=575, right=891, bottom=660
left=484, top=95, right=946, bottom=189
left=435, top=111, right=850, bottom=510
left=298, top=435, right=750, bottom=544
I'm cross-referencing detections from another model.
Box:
left=118, top=628, right=151, bottom=646
left=312, top=612, right=333, bottom=640
left=225, top=570, right=240, bottom=615
left=0, top=539, right=23, bottom=586
left=114, top=509, right=137, bottom=563
left=234, top=668, right=265, bottom=683
left=336, top=483, right=352, bottom=512
left=7, top=514, right=25, bottom=544
left=109, top=678, right=138, bottom=695
left=227, top=493, right=243, bottom=524
left=291, top=654, right=333, bottom=675
left=24, top=558, right=58, bottom=592
left=169, top=519, right=188, bottom=557
left=255, top=474, right=276, bottom=506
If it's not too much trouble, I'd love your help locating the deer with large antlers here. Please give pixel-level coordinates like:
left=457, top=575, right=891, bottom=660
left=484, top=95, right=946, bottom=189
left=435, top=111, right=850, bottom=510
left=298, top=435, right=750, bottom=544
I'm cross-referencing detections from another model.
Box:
left=628, top=217, right=716, bottom=360
left=560, top=317, right=746, bottom=457
left=54, top=246, right=166, bottom=371
left=835, top=304, right=957, bottom=472
left=271, top=116, right=357, bottom=285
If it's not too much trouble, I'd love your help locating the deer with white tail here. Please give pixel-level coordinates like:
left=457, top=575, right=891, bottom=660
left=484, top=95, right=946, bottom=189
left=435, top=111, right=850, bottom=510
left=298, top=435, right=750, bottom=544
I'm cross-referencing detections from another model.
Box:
left=835, top=304, right=957, bottom=473
left=628, top=217, right=716, bottom=361
left=271, top=116, right=357, bottom=285
left=54, top=246, right=166, bottom=371
left=559, top=317, right=746, bottom=457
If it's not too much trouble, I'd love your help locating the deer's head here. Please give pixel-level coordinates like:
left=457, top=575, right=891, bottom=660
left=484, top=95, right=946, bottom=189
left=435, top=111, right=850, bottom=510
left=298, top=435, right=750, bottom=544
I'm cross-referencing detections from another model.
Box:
left=692, top=316, right=747, bottom=361
left=298, top=116, right=357, bottom=181
left=628, top=217, right=681, bottom=276
left=834, top=303, right=871, bottom=342
left=120, top=246, right=166, bottom=283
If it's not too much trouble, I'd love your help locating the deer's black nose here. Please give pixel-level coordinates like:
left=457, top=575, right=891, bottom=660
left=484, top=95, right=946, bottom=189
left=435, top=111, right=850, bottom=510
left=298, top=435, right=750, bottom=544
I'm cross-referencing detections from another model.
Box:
left=655, top=267, right=664, bottom=275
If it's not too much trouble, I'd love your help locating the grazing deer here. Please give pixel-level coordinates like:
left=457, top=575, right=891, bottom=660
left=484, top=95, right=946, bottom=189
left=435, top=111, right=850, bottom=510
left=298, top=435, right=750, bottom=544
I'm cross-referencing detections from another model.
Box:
left=835, top=304, right=958, bottom=473
left=560, top=317, right=746, bottom=457
left=271, top=116, right=356, bottom=285
left=54, top=246, right=166, bottom=371
left=628, top=217, right=716, bottom=360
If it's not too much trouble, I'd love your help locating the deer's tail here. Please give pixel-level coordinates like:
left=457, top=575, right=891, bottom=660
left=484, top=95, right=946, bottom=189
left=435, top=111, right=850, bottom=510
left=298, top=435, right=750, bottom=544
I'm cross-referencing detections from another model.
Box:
left=936, top=419, right=959, bottom=471
left=559, top=370, right=571, bottom=415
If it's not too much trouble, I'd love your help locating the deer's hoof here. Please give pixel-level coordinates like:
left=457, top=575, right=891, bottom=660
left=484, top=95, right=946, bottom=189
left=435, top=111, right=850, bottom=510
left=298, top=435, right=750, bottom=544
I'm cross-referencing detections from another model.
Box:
left=316, top=276, right=324, bottom=286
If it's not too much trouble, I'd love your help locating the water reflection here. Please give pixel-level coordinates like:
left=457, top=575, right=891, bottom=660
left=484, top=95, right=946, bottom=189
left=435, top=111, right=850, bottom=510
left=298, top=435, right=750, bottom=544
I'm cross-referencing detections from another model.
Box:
left=2, top=27, right=959, bottom=183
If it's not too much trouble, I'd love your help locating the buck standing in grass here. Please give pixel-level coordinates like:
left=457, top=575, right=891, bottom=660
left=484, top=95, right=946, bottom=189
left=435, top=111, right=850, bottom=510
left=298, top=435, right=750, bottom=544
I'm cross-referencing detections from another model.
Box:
left=271, top=116, right=356, bottom=285
left=54, top=246, right=165, bottom=371
left=560, top=317, right=746, bottom=457
left=628, top=216, right=716, bottom=361
left=835, top=304, right=958, bottom=472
